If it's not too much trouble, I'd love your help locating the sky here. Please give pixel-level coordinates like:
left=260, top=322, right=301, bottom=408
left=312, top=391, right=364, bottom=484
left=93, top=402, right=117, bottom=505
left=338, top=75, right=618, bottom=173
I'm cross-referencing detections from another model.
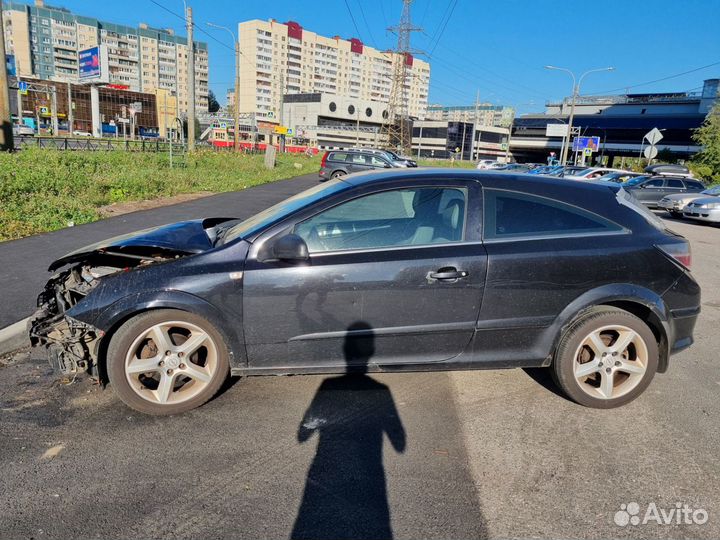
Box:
left=38, top=0, right=720, bottom=115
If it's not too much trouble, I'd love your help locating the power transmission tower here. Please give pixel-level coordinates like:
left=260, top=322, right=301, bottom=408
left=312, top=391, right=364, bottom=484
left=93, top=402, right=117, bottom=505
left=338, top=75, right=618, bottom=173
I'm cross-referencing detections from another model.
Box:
left=383, top=0, right=422, bottom=154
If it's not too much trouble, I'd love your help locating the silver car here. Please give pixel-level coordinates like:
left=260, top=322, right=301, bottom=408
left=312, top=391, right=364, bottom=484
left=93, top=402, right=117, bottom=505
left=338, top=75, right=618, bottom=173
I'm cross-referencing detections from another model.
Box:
left=659, top=185, right=720, bottom=216
left=683, top=195, right=720, bottom=223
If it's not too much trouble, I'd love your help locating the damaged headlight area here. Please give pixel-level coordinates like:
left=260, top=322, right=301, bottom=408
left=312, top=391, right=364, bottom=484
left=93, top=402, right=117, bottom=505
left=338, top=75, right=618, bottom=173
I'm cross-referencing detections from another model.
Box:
left=29, top=265, right=118, bottom=377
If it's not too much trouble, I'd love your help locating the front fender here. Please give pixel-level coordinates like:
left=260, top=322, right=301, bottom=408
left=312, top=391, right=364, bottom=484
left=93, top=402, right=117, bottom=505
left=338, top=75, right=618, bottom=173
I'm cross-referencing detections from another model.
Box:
left=68, top=289, right=246, bottom=368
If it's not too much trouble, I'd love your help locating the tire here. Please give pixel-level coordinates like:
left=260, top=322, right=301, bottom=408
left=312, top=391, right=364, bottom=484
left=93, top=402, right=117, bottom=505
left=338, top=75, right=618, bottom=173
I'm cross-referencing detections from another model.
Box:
left=552, top=307, right=658, bottom=409
left=331, top=170, right=346, bottom=178
left=107, top=309, right=230, bottom=415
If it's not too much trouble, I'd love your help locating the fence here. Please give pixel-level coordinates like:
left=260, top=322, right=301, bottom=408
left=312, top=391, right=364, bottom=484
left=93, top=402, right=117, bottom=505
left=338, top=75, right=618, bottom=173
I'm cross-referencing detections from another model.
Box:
left=14, top=135, right=187, bottom=153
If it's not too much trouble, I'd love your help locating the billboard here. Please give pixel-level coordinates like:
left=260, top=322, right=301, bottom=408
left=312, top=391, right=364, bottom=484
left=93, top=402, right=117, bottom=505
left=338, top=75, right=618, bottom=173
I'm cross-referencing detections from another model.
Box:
left=545, top=123, right=569, bottom=137
left=5, top=54, right=16, bottom=76
left=79, top=46, right=101, bottom=79
left=572, top=136, right=600, bottom=152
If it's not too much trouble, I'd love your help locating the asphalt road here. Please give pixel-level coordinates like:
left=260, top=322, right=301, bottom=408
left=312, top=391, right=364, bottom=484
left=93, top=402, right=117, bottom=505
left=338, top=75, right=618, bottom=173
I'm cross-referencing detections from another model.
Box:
left=0, top=172, right=319, bottom=329
left=1, top=206, right=719, bottom=538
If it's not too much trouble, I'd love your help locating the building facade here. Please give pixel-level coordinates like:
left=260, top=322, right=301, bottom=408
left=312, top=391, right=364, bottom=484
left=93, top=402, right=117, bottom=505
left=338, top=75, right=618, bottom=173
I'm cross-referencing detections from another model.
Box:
left=510, top=78, right=720, bottom=164
left=411, top=120, right=509, bottom=161
left=2, top=0, right=209, bottom=114
left=426, top=103, right=514, bottom=127
left=237, top=19, right=430, bottom=122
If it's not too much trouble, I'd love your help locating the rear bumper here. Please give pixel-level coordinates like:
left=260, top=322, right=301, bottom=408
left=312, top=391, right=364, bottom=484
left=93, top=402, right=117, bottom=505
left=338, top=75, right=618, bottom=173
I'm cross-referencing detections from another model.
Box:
left=668, top=306, right=700, bottom=355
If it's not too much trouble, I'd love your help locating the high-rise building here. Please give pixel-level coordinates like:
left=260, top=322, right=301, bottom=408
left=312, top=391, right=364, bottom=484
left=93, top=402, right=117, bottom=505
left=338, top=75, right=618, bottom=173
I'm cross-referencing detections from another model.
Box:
left=1, top=0, right=209, bottom=113
left=426, top=104, right=515, bottom=127
left=237, top=19, right=430, bottom=122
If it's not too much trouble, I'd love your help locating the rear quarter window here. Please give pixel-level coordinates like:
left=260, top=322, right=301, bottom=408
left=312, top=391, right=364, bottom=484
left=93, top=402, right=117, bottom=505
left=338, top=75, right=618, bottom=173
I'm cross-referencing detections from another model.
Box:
left=328, top=152, right=348, bottom=162
left=484, top=189, right=624, bottom=240
left=685, top=180, right=705, bottom=190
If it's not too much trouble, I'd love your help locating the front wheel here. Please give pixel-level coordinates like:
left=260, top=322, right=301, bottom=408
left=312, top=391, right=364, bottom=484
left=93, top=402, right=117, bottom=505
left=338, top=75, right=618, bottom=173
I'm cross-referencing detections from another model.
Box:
left=552, top=307, right=658, bottom=408
left=107, top=309, right=230, bottom=415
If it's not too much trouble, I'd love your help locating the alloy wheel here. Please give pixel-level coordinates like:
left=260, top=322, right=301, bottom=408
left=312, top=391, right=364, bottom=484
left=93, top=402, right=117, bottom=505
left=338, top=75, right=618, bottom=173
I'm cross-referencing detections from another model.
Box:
left=124, top=321, right=219, bottom=405
left=572, top=324, right=648, bottom=400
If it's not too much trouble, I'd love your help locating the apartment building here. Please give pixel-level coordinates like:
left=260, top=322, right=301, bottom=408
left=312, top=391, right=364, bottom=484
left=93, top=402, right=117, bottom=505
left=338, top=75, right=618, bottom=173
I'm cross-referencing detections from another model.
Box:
left=426, top=104, right=515, bottom=127
left=2, top=0, right=209, bottom=114
left=237, top=19, right=430, bottom=122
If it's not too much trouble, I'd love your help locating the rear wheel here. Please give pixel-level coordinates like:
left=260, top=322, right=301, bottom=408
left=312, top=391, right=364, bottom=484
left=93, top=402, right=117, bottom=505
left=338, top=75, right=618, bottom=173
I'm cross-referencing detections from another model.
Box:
left=552, top=307, right=658, bottom=408
left=331, top=170, right=346, bottom=178
left=107, top=309, right=230, bottom=415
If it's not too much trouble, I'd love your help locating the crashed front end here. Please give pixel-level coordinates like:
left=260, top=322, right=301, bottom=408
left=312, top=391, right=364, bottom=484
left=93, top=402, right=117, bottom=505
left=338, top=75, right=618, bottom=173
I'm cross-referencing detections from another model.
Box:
left=28, top=264, right=114, bottom=377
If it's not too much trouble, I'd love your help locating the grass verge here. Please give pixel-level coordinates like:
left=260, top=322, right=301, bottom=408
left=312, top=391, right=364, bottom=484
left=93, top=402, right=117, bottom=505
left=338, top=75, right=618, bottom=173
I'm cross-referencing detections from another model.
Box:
left=0, top=149, right=320, bottom=242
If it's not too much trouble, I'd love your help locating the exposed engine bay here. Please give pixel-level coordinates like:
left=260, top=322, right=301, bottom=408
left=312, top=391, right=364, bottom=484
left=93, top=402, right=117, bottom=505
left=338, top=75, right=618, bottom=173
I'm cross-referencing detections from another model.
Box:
left=28, top=217, right=236, bottom=379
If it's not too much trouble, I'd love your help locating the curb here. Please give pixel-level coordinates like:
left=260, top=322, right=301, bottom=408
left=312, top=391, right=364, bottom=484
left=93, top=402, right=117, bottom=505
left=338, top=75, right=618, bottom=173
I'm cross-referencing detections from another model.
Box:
left=0, top=317, right=31, bottom=357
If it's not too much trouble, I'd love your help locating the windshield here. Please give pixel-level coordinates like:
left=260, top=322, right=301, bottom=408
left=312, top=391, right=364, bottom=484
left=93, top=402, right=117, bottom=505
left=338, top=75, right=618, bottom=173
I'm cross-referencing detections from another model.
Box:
left=702, top=185, right=720, bottom=196
left=220, top=179, right=350, bottom=244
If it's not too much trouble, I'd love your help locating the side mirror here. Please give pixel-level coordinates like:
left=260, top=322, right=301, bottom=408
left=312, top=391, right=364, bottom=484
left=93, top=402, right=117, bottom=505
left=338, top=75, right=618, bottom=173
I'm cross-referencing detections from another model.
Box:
left=272, top=234, right=309, bottom=261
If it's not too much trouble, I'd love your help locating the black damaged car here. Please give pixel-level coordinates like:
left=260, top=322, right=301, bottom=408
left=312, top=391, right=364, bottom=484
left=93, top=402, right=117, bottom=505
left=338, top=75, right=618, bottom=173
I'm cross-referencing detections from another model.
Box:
left=30, top=169, right=700, bottom=415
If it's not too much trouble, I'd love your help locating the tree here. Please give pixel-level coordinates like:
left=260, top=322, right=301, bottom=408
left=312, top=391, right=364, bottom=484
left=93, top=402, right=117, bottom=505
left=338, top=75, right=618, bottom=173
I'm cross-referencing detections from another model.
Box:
left=207, top=90, right=220, bottom=113
left=691, top=103, right=720, bottom=182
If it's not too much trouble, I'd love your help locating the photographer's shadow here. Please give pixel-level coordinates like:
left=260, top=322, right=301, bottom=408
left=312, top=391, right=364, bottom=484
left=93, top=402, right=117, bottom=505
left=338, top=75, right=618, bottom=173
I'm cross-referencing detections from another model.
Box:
left=291, top=322, right=406, bottom=540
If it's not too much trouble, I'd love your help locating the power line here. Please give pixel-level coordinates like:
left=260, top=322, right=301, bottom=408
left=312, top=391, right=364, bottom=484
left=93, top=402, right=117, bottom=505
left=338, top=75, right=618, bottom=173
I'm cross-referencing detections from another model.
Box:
left=343, top=0, right=364, bottom=40
left=588, top=60, right=720, bottom=95
left=420, top=0, right=431, bottom=26
left=356, top=0, right=377, bottom=47
left=428, top=0, right=458, bottom=57
left=379, top=0, right=388, bottom=30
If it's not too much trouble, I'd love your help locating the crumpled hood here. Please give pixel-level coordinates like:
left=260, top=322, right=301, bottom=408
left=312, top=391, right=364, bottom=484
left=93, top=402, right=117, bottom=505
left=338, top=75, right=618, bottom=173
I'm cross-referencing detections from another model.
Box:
left=48, top=217, right=234, bottom=271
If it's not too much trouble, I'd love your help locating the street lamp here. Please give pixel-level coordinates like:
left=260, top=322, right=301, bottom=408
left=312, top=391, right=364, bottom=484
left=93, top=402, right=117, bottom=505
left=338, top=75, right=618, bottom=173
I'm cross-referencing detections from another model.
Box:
left=207, top=22, right=241, bottom=152
left=545, top=65, right=614, bottom=165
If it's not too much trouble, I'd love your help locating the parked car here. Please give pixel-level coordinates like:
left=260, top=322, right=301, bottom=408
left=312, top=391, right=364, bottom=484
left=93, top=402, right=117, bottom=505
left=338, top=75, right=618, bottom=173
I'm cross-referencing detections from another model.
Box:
left=595, top=171, right=645, bottom=184
left=621, top=175, right=705, bottom=207
left=12, top=124, right=35, bottom=136
left=319, top=149, right=400, bottom=180
left=29, top=169, right=699, bottom=415
left=564, top=167, right=631, bottom=180
left=558, top=165, right=590, bottom=177
left=476, top=159, right=499, bottom=170
left=363, top=148, right=417, bottom=167
left=683, top=195, right=720, bottom=224
left=658, top=185, right=720, bottom=217
left=73, top=130, right=93, bottom=137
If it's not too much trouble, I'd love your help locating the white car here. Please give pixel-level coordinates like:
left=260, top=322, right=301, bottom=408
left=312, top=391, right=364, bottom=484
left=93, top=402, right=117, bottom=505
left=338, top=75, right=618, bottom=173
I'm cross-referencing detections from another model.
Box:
left=683, top=196, right=720, bottom=223
left=73, top=130, right=93, bottom=137
left=476, top=159, right=499, bottom=170
left=564, top=167, right=631, bottom=181
left=12, top=124, right=34, bottom=136
left=658, top=186, right=720, bottom=216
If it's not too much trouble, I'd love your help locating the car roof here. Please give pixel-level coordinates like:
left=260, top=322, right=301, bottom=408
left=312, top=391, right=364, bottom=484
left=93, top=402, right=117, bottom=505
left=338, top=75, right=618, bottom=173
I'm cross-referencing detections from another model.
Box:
left=337, top=167, right=622, bottom=196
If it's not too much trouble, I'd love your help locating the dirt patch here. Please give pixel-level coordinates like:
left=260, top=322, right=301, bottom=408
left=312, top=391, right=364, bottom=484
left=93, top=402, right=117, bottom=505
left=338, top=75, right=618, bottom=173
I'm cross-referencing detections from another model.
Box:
left=97, top=191, right=215, bottom=218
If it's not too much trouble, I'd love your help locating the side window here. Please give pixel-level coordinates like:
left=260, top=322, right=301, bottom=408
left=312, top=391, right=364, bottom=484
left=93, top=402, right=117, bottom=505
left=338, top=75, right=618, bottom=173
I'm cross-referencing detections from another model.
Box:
left=685, top=180, right=704, bottom=190
left=349, top=153, right=368, bottom=164
left=294, top=187, right=468, bottom=252
left=369, top=155, right=388, bottom=167
left=329, top=152, right=347, bottom=162
left=484, top=189, right=622, bottom=240
left=644, top=179, right=665, bottom=188
left=666, top=179, right=684, bottom=189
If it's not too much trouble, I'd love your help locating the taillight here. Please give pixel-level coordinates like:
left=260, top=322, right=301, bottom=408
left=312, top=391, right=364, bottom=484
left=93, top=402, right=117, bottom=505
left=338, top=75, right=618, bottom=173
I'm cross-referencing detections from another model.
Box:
left=320, top=151, right=329, bottom=168
left=656, top=242, right=692, bottom=270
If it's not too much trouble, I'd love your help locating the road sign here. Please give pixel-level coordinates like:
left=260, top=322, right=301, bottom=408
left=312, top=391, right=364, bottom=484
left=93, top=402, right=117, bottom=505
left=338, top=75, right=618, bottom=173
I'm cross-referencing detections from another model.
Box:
left=287, top=128, right=294, bottom=136
left=219, top=122, right=227, bottom=129
left=267, top=111, right=275, bottom=118
left=545, top=124, right=569, bottom=137
left=583, top=148, right=593, bottom=157
left=572, top=136, right=601, bottom=152
left=644, top=145, right=658, bottom=160
left=644, top=128, right=663, bottom=146
left=501, top=143, right=508, bottom=150
left=18, top=81, right=28, bottom=95
left=39, top=106, right=49, bottom=116
left=274, top=126, right=289, bottom=135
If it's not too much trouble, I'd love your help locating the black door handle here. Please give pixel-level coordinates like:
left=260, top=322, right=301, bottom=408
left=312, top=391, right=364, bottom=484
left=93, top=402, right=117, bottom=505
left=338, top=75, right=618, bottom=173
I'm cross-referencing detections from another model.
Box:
left=429, top=268, right=468, bottom=281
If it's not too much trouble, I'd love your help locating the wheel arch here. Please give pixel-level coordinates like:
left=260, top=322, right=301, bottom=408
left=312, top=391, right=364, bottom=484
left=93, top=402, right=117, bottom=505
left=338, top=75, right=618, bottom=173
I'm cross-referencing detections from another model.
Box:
left=89, top=290, right=246, bottom=383
left=545, top=284, right=671, bottom=373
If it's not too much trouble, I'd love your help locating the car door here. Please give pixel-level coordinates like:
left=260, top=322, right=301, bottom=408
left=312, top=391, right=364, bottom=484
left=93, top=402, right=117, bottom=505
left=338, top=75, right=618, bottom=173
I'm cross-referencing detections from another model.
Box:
left=241, top=179, right=487, bottom=370
left=631, top=177, right=666, bottom=205
left=345, top=153, right=372, bottom=173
